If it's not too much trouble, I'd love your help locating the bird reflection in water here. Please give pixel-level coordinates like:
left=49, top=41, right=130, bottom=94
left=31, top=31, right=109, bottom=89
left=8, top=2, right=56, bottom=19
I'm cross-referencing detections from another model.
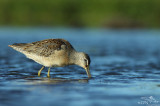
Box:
left=22, top=76, right=89, bottom=85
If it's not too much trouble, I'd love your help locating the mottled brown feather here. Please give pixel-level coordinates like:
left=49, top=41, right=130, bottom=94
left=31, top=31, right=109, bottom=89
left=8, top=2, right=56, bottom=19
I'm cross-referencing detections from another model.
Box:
left=9, top=39, right=75, bottom=57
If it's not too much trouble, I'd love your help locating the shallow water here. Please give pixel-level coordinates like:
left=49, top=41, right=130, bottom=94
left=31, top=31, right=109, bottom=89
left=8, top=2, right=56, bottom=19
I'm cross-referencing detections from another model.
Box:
left=1, top=28, right=160, bottom=106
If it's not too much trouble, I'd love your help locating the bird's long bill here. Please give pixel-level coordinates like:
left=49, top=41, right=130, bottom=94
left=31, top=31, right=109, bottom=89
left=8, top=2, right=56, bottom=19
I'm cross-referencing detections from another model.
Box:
left=85, top=66, right=91, bottom=78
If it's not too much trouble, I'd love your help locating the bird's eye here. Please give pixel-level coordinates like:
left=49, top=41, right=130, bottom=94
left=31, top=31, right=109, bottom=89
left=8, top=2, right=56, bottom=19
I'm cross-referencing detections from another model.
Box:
left=84, top=59, right=87, bottom=62
left=84, top=59, right=88, bottom=65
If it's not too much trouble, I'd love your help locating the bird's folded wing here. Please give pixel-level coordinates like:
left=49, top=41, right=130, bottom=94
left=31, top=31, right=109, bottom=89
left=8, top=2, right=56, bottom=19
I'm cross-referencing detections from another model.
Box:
left=25, top=39, right=68, bottom=57
left=9, top=39, right=66, bottom=57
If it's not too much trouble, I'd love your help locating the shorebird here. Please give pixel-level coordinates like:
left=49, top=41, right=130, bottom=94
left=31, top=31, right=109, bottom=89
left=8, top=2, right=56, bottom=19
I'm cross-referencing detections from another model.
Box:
left=8, top=39, right=91, bottom=78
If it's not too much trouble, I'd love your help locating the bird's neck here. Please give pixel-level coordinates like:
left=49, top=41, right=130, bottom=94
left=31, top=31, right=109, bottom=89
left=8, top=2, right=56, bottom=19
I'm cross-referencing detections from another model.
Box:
left=69, top=51, right=81, bottom=65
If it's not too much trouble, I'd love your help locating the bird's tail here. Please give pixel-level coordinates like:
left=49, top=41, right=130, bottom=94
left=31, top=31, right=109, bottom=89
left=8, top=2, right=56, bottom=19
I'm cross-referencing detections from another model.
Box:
left=8, top=43, right=27, bottom=53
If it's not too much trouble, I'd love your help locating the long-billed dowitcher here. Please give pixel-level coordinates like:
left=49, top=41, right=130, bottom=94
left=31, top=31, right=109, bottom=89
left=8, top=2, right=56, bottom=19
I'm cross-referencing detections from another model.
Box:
left=8, top=39, right=91, bottom=78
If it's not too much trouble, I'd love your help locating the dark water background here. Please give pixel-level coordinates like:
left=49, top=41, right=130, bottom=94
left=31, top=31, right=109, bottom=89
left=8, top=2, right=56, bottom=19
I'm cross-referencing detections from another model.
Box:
left=1, top=28, right=160, bottom=106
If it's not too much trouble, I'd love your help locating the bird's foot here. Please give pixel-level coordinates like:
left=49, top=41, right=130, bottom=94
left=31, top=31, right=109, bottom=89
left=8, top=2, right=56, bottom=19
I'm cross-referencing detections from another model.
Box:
left=47, top=74, right=50, bottom=78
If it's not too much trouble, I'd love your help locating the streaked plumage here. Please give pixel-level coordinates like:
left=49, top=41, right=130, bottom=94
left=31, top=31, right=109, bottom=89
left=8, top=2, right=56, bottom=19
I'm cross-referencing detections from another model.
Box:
left=8, top=39, right=91, bottom=78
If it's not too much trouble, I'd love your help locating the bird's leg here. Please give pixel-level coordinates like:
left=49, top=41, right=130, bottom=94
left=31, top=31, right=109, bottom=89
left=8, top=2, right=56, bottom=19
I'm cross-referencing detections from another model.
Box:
left=47, top=67, right=51, bottom=78
left=38, top=66, right=45, bottom=77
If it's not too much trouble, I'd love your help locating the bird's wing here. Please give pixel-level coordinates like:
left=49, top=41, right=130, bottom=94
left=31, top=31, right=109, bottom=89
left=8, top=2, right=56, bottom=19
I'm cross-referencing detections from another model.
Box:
left=9, top=39, right=74, bottom=57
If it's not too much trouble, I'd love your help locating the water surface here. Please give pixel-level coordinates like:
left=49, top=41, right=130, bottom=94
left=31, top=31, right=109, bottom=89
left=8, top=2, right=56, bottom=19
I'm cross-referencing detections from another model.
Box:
left=1, top=28, right=160, bottom=106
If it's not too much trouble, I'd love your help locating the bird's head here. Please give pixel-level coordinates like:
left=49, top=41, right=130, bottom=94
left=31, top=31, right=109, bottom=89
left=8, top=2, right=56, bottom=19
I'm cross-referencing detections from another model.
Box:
left=75, top=52, right=91, bottom=78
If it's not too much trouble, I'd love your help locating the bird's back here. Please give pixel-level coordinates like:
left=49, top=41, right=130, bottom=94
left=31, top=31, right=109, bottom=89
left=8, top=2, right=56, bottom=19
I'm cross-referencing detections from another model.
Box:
left=9, top=39, right=74, bottom=57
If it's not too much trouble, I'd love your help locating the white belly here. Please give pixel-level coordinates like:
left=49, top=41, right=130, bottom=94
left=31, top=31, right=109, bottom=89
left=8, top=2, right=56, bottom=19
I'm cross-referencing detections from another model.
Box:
left=24, top=52, right=68, bottom=67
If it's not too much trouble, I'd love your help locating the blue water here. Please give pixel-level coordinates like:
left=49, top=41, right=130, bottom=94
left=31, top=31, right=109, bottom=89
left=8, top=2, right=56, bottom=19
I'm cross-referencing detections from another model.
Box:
left=1, top=28, right=160, bottom=106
